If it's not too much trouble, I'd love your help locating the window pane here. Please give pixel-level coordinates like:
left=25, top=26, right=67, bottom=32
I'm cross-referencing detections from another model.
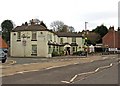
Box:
left=32, top=45, right=37, bottom=54
left=60, top=38, right=63, bottom=44
left=17, top=32, right=21, bottom=39
left=32, top=32, right=37, bottom=40
left=73, top=47, right=75, bottom=52
left=72, top=37, right=76, bottom=43
left=48, top=34, right=52, bottom=41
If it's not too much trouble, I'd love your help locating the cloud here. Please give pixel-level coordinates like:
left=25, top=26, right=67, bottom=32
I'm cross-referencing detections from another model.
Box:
left=79, top=11, right=117, bottom=21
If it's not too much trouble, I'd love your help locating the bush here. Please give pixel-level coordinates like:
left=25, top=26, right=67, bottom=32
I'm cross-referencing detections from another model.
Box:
left=52, top=51, right=59, bottom=57
left=73, top=51, right=87, bottom=56
left=59, top=51, right=64, bottom=56
left=73, top=51, right=83, bottom=55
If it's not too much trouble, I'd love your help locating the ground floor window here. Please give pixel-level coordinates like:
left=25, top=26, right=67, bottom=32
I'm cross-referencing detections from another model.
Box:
left=72, top=47, right=75, bottom=52
left=53, top=46, right=55, bottom=52
left=31, top=45, right=37, bottom=56
left=76, top=46, right=77, bottom=51
left=56, top=46, right=59, bottom=52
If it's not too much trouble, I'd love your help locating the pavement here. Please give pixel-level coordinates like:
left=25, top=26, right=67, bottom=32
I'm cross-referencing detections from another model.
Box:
left=1, top=54, right=118, bottom=77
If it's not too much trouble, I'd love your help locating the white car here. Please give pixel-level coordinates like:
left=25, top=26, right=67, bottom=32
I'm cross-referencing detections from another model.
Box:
left=0, top=48, right=7, bottom=63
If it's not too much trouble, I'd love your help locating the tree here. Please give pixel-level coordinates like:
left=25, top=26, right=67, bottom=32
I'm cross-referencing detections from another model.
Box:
left=60, top=25, right=68, bottom=32
left=1, top=20, right=14, bottom=43
left=92, top=24, right=108, bottom=43
left=68, top=26, right=75, bottom=32
left=50, top=21, right=64, bottom=32
left=86, top=32, right=101, bottom=45
left=29, top=19, right=41, bottom=25
left=50, top=21, right=75, bottom=32
left=92, top=24, right=108, bottom=38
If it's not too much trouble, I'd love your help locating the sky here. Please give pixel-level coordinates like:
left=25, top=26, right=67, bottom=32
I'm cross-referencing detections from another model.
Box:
left=0, top=0, right=119, bottom=32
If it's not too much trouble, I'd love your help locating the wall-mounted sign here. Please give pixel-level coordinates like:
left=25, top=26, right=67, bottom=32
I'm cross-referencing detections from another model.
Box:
left=22, top=39, right=26, bottom=46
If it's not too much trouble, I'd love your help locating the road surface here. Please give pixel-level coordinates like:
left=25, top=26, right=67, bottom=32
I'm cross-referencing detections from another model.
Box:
left=2, top=55, right=119, bottom=85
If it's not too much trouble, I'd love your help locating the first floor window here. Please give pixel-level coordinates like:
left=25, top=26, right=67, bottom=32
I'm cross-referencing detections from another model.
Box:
left=60, top=38, right=63, bottom=44
left=17, top=32, right=21, bottom=40
left=32, top=45, right=37, bottom=55
left=72, top=37, right=76, bottom=43
left=32, top=31, right=37, bottom=40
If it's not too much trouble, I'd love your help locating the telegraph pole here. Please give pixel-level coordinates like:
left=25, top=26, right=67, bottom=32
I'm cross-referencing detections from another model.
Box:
left=85, top=22, right=88, bottom=57
left=85, top=22, right=88, bottom=31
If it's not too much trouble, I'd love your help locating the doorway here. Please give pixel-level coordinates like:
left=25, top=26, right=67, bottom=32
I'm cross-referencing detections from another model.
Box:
left=66, top=47, right=70, bottom=55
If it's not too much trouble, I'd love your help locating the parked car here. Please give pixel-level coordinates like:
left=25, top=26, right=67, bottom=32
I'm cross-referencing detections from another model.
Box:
left=0, top=48, right=7, bottom=63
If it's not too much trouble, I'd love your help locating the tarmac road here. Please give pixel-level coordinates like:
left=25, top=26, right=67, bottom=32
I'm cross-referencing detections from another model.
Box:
left=2, top=55, right=119, bottom=84
left=73, top=62, right=119, bottom=84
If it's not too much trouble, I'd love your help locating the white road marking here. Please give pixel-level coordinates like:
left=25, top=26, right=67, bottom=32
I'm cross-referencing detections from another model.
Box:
left=110, top=63, right=113, bottom=66
left=103, top=57, right=108, bottom=60
left=2, top=73, right=16, bottom=77
left=17, top=70, right=39, bottom=74
left=73, top=63, right=79, bottom=65
left=112, top=57, right=116, bottom=59
left=46, top=65, right=64, bottom=70
left=22, top=63, right=38, bottom=66
left=70, top=75, right=78, bottom=82
left=60, top=59, right=64, bottom=61
left=2, top=69, right=40, bottom=77
left=61, top=63, right=113, bottom=83
left=22, top=64, right=30, bottom=65
left=17, top=71, right=24, bottom=74
left=46, top=66, right=57, bottom=70
left=61, top=81, right=70, bottom=83
left=118, top=61, right=120, bottom=63
left=95, top=68, right=100, bottom=72
left=90, top=60, right=94, bottom=62
left=46, top=64, right=72, bottom=70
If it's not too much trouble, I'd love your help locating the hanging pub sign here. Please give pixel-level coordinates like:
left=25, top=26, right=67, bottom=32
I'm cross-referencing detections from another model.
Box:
left=22, top=39, right=26, bottom=46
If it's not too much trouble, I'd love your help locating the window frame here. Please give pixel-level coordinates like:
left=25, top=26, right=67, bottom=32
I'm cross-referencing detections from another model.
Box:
left=31, top=45, right=37, bottom=56
left=72, top=37, right=76, bottom=43
left=31, top=31, right=37, bottom=41
left=17, top=32, right=21, bottom=40
left=60, top=38, right=63, bottom=44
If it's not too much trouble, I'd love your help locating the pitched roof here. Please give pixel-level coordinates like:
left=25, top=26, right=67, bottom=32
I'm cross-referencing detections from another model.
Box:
left=56, top=32, right=82, bottom=37
left=102, top=30, right=120, bottom=48
left=12, top=24, right=49, bottom=32
left=0, top=36, right=8, bottom=48
left=12, top=24, right=56, bottom=34
left=12, top=24, right=83, bottom=37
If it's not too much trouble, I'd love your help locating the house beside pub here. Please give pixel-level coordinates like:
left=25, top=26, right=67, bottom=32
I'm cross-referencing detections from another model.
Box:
left=10, top=20, right=85, bottom=57
left=102, top=26, right=120, bottom=52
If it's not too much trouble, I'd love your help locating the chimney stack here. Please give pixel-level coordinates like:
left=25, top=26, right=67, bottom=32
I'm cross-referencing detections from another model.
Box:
left=109, top=26, right=114, bottom=31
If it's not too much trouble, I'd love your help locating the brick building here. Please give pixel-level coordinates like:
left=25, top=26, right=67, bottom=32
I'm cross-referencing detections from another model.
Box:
left=102, top=26, right=120, bottom=50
